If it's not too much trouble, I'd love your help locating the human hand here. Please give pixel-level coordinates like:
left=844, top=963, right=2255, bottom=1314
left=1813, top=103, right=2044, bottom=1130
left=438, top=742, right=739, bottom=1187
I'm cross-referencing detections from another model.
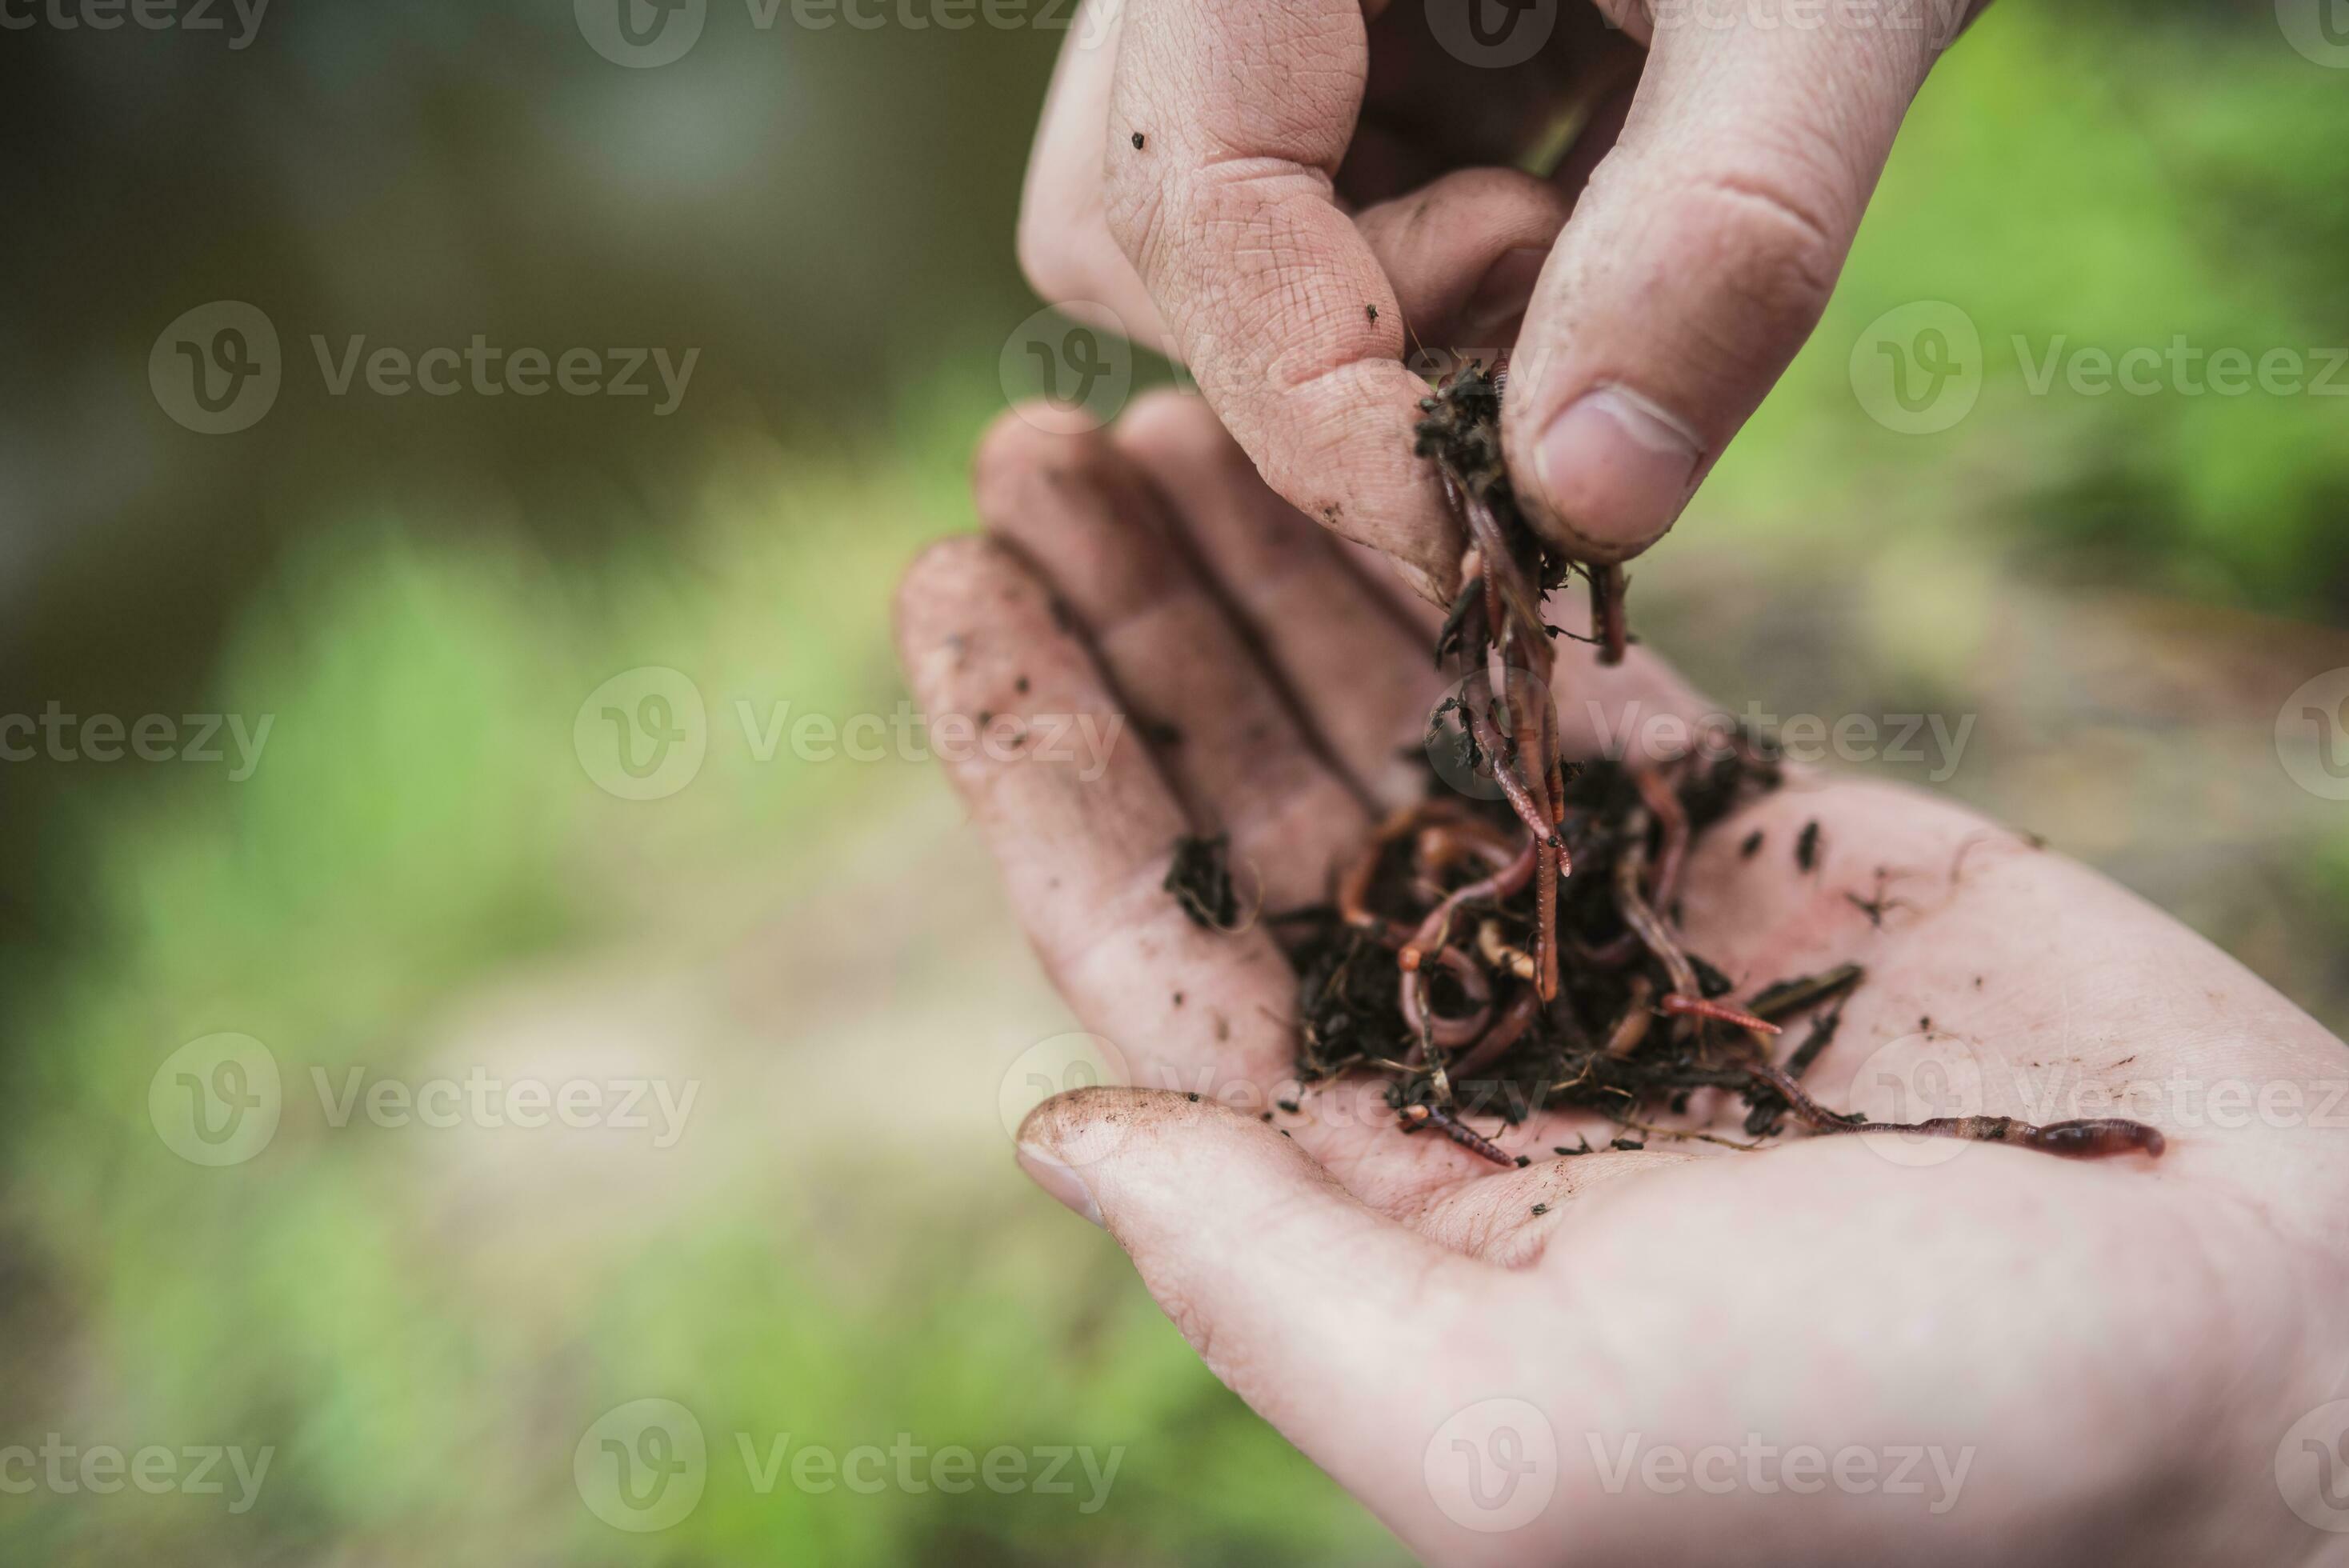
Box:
left=897, top=395, right=2349, bottom=1566
left=1018, top=0, right=1984, bottom=600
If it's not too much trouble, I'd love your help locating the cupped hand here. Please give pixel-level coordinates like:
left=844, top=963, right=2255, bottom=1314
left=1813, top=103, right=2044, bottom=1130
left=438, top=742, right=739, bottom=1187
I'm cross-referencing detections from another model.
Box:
left=1018, top=0, right=1985, bottom=598
left=896, top=394, right=2349, bottom=1567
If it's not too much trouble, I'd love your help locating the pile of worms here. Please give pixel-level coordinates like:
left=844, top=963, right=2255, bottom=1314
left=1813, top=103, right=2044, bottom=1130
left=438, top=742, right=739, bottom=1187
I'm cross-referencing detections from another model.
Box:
left=1176, top=362, right=2167, bottom=1169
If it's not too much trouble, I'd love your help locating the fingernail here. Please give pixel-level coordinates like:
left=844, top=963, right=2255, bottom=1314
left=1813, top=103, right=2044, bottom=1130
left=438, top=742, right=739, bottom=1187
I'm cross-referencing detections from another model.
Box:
left=1532, top=385, right=1703, bottom=558
left=1463, top=246, right=1547, bottom=345
left=1015, top=1142, right=1102, bottom=1227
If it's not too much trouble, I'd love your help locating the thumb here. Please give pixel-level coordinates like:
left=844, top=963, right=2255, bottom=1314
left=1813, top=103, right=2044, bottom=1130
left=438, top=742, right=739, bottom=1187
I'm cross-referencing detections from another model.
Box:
left=1502, top=6, right=1952, bottom=562
left=1014, top=1088, right=1503, bottom=1498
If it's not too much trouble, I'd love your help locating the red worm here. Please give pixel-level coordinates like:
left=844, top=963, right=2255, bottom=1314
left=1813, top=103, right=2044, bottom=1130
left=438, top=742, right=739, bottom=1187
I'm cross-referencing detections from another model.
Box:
left=1591, top=563, right=1628, bottom=666
left=1448, top=987, right=1543, bottom=1078
left=1613, top=811, right=1701, bottom=1001
left=1632, top=765, right=1688, bottom=912
left=1659, top=994, right=1783, bottom=1037
left=1743, top=1062, right=2167, bottom=1160
left=1399, top=946, right=1493, bottom=1052
left=1467, top=697, right=1552, bottom=848
left=1400, top=838, right=1538, bottom=968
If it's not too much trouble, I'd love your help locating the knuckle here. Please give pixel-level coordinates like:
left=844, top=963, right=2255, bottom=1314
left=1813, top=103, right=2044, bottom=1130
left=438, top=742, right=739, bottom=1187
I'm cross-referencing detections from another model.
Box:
left=970, top=408, right=1097, bottom=522
left=1114, top=385, right=1218, bottom=454
left=1677, top=166, right=1847, bottom=346
left=892, top=534, right=1002, bottom=644
left=1101, top=164, right=1173, bottom=281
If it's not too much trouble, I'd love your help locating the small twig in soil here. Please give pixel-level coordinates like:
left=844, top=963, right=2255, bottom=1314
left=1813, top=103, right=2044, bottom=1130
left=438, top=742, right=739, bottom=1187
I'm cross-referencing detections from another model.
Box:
left=1399, top=1102, right=1519, bottom=1167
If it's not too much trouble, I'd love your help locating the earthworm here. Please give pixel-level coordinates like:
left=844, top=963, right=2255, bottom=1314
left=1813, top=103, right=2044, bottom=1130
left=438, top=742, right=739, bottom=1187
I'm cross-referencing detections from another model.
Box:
left=1632, top=763, right=1688, bottom=912
left=1466, top=695, right=1553, bottom=848
left=1449, top=986, right=1543, bottom=1078
left=1659, top=994, right=1783, bottom=1037
left=1612, top=809, right=1703, bottom=1001
left=1741, top=1061, right=2167, bottom=1159
left=1604, top=975, right=1656, bottom=1057
left=1591, top=562, right=1628, bottom=666
left=1401, top=838, right=1539, bottom=970
left=1400, top=945, right=1493, bottom=1052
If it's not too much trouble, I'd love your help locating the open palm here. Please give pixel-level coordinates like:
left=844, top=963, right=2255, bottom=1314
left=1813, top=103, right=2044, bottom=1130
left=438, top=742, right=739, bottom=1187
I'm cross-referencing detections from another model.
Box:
left=896, top=394, right=2349, bottom=1566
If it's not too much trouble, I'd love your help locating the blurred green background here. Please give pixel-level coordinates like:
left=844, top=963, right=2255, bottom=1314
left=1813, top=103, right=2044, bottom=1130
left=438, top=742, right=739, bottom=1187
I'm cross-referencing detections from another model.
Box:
left=2, top=1, right=2347, bottom=1562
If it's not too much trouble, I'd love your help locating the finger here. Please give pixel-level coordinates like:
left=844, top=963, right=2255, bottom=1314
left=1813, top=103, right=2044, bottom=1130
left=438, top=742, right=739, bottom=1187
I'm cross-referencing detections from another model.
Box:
left=1503, top=9, right=1948, bottom=562
left=1102, top=0, right=1463, bottom=603
left=893, top=531, right=1296, bottom=1090
left=1017, top=0, right=1171, bottom=348
left=1014, top=1088, right=1511, bottom=1479
left=1352, top=166, right=1571, bottom=355
left=972, top=410, right=1371, bottom=914
left=1110, top=391, right=1444, bottom=810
